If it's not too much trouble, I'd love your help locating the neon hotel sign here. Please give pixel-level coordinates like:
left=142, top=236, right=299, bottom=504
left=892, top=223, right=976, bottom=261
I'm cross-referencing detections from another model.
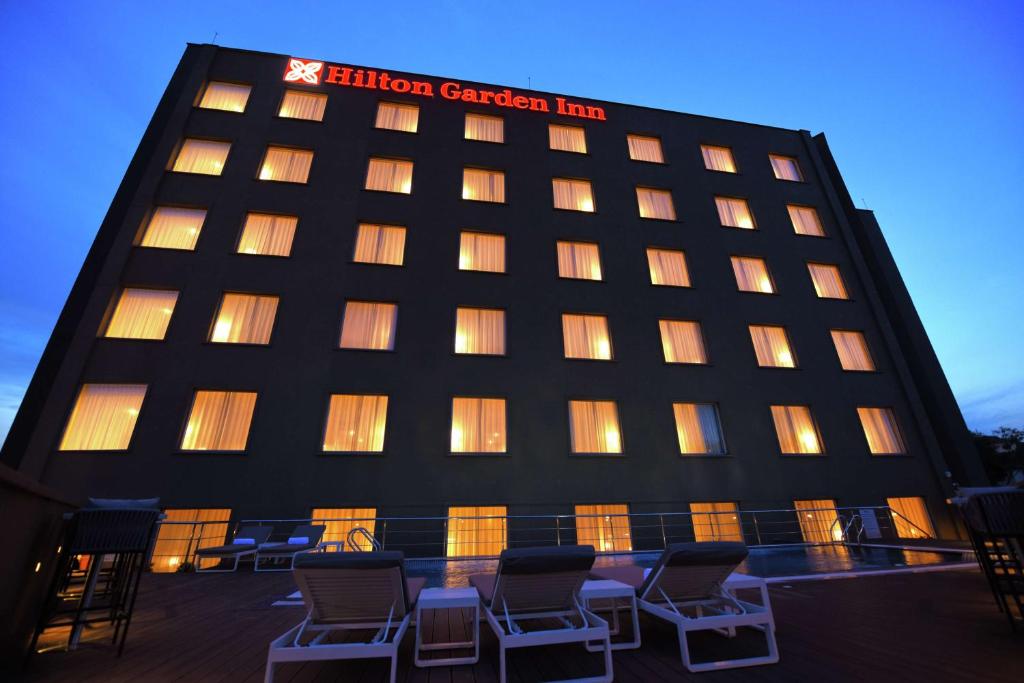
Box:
left=283, top=58, right=607, bottom=121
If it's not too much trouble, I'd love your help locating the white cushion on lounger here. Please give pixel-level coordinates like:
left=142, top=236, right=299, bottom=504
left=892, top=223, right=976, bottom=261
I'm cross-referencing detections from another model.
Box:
left=234, top=537, right=256, bottom=545
left=288, top=536, right=309, bottom=545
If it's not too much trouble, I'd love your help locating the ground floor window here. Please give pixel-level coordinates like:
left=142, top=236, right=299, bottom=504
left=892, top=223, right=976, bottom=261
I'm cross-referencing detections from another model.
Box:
left=151, top=508, right=231, bottom=572
left=446, top=505, right=507, bottom=558
left=793, top=499, right=842, bottom=543
left=311, top=508, right=378, bottom=551
left=886, top=497, right=935, bottom=539
left=690, top=502, right=743, bottom=542
left=575, top=504, right=632, bottom=552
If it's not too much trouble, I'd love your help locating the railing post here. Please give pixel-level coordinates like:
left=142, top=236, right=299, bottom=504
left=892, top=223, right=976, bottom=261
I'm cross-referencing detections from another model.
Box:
left=380, top=519, right=387, bottom=550
left=753, top=512, right=762, bottom=546
left=659, top=514, right=667, bottom=548
left=555, top=515, right=562, bottom=546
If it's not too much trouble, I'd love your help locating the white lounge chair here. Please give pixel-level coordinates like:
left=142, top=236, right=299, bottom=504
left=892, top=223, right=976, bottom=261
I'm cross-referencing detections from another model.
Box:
left=194, top=525, right=272, bottom=572
left=255, top=524, right=325, bottom=572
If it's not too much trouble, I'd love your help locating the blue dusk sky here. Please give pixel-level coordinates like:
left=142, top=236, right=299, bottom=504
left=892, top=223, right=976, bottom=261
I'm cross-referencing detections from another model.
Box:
left=0, top=1, right=1020, bottom=442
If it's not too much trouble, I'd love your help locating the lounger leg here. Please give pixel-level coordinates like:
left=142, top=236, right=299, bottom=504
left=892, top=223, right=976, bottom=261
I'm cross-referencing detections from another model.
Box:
left=600, top=632, right=614, bottom=683
left=499, top=642, right=507, bottom=683
left=677, top=624, right=694, bottom=672
left=263, top=657, right=274, bottom=683
left=389, top=648, right=398, bottom=683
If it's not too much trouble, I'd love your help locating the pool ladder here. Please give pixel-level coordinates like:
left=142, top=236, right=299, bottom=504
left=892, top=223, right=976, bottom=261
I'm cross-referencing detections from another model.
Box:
left=346, top=526, right=381, bottom=552
left=833, top=514, right=865, bottom=544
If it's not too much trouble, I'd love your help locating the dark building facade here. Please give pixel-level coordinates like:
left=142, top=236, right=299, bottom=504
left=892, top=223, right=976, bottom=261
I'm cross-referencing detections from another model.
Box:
left=1, top=44, right=985, bottom=552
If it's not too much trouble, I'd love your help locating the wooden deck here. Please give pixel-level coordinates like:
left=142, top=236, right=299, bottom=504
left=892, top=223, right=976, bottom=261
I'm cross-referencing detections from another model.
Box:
left=19, top=567, right=1022, bottom=682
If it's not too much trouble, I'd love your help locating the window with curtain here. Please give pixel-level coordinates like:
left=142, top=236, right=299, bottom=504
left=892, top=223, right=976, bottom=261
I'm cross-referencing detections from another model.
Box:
left=690, top=502, right=743, bottom=542
left=59, top=384, right=147, bottom=451
left=552, top=178, right=595, bottom=212
left=339, top=301, right=397, bottom=350
left=209, top=293, right=279, bottom=345
left=279, top=90, right=327, bottom=121
left=858, top=407, right=905, bottom=454
left=365, top=158, right=413, bottom=193
left=886, top=497, right=935, bottom=538
left=353, top=223, right=406, bottom=266
left=659, top=320, right=707, bottom=364
left=808, top=263, right=849, bottom=299
left=465, top=113, right=504, bottom=142
left=151, top=508, right=231, bottom=572
left=647, top=248, right=690, bottom=287
left=455, top=307, right=506, bottom=355
left=103, top=289, right=178, bottom=340
left=549, top=124, right=587, bottom=153
left=673, top=403, right=726, bottom=455
left=831, top=330, right=875, bottom=371
left=794, top=500, right=841, bottom=543
left=575, top=504, right=632, bottom=552
left=197, top=82, right=251, bottom=112
left=259, top=146, right=313, bottom=183
left=627, top=135, right=664, bottom=163
left=749, top=325, right=797, bottom=368
left=701, top=145, right=736, bottom=173
left=562, top=314, right=613, bottom=360
left=374, top=101, right=419, bottom=132
left=771, top=405, right=822, bottom=454
left=322, top=394, right=389, bottom=452
left=770, top=154, right=803, bottom=181
left=636, top=187, right=676, bottom=220
left=180, top=390, right=257, bottom=451
left=462, top=168, right=506, bottom=203
left=556, top=241, right=602, bottom=281
left=715, top=196, right=756, bottom=229
left=171, top=139, right=229, bottom=175
left=237, top=213, right=298, bottom=257
left=788, top=205, right=825, bottom=236
left=459, top=232, right=506, bottom=273
left=140, top=207, right=206, bottom=250
left=450, top=398, right=506, bottom=453
left=446, top=506, right=507, bottom=557
left=569, top=400, right=622, bottom=453
left=311, top=508, right=378, bottom=551
left=731, top=256, right=774, bottom=293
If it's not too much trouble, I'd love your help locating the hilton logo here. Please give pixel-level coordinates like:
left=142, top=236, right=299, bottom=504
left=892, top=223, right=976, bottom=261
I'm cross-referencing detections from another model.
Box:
left=283, top=58, right=324, bottom=85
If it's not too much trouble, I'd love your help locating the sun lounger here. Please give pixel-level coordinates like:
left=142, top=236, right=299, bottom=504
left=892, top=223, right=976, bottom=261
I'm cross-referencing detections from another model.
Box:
left=194, top=526, right=273, bottom=572
left=255, top=525, right=326, bottom=572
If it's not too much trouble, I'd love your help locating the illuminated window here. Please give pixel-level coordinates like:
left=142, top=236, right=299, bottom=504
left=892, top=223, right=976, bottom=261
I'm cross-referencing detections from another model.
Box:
left=322, top=395, right=389, bottom=452
left=465, top=113, right=504, bottom=143
left=562, top=314, right=612, bottom=360
left=197, top=82, right=250, bottom=112
left=647, top=248, right=690, bottom=287
left=831, top=330, right=875, bottom=371
left=549, top=124, right=587, bottom=153
left=455, top=307, right=506, bottom=355
left=659, top=320, right=707, bottom=364
left=690, top=502, right=743, bottom=542
left=731, top=257, right=774, bottom=294
left=576, top=504, right=632, bottom=552
left=858, top=407, right=906, bottom=454
left=887, top=497, right=935, bottom=538
left=673, top=403, right=726, bottom=455
left=771, top=405, right=823, bottom=454
left=279, top=90, right=327, bottom=121
left=237, top=213, right=297, bottom=257
left=808, top=263, right=849, bottom=299
left=180, top=391, right=257, bottom=451
left=259, top=146, right=313, bottom=183
left=151, top=508, right=230, bottom=573
left=209, top=293, right=278, bottom=345
left=553, top=178, right=595, bottom=212
left=353, top=223, right=406, bottom=266
left=788, top=205, right=825, bottom=236
left=339, top=301, right=397, bottom=351
left=636, top=187, right=676, bottom=220
left=311, top=508, right=378, bottom=551
left=58, top=384, right=147, bottom=451
left=171, top=139, right=229, bottom=175
left=459, top=232, right=505, bottom=273
left=715, top=196, right=755, bottom=229
left=794, top=500, right=842, bottom=543
left=701, top=145, right=736, bottom=173
left=627, top=135, right=664, bottom=163
left=749, top=325, right=797, bottom=368
left=462, top=168, right=506, bottom=203
left=770, top=154, right=803, bottom=181
left=556, top=241, right=602, bottom=281
left=375, top=101, right=419, bottom=133
left=446, top=506, right=507, bottom=557
left=103, top=289, right=178, bottom=340
left=139, top=207, right=205, bottom=250
left=366, top=158, right=413, bottom=194
left=569, top=400, right=622, bottom=454
left=450, top=398, right=506, bottom=453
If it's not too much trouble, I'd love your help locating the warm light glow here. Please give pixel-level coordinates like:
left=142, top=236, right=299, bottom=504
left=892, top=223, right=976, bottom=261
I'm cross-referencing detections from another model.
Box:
left=450, top=398, right=506, bottom=453
left=458, top=232, right=505, bottom=273
left=279, top=89, right=327, bottom=121
left=172, top=139, right=230, bottom=175
left=462, top=168, right=505, bottom=203
left=562, top=314, right=613, bottom=360
left=139, top=207, right=206, bottom=251
left=553, top=178, right=595, bottom=212
left=659, top=320, right=707, bottom=364
left=198, top=82, right=251, bottom=112
left=311, top=508, right=378, bottom=551
left=636, top=187, right=676, bottom=220
left=749, top=325, right=796, bottom=368
left=690, top=502, right=743, bottom=542
left=180, top=391, right=257, bottom=451
left=59, top=384, right=147, bottom=451
left=323, top=395, right=388, bottom=452
left=446, top=506, right=507, bottom=558
left=575, top=504, right=632, bottom=552
left=339, top=301, right=397, bottom=350
left=34, top=561, right=42, bottom=572
left=103, top=289, right=179, bottom=340
left=259, top=146, right=313, bottom=183
left=771, top=405, right=822, bottom=454
left=366, top=158, right=414, bottom=194
left=151, top=508, right=231, bottom=573
left=569, top=400, right=622, bottom=454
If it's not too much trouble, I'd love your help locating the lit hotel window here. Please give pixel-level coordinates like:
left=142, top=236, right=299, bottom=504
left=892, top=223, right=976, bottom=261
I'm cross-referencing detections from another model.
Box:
left=731, top=256, right=775, bottom=294
left=749, top=325, right=797, bottom=368
left=831, top=330, right=875, bottom=371
left=556, top=241, right=602, bottom=281
left=887, top=497, right=935, bottom=538
left=808, top=263, right=849, bottom=299
left=701, top=145, right=736, bottom=173
left=259, top=146, right=313, bottom=183
left=455, top=307, right=506, bottom=355
left=794, top=500, right=841, bottom=543
left=576, top=504, right=632, bottom=552
left=770, top=154, right=803, bottom=181
left=375, top=101, right=419, bottom=133
left=339, top=301, right=397, bottom=351
left=771, top=405, right=823, bottom=454
left=171, top=139, right=229, bottom=175
left=715, top=196, right=755, bottom=229
left=181, top=390, right=257, bottom=451
left=151, top=509, right=230, bottom=573
left=237, top=213, right=297, bottom=257
left=311, top=508, right=378, bottom=550
left=58, top=384, right=147, bottom=451
left=647, top=248, right=690, bottom=287
left=690, top=502, right=743, bottom=542
left=279, top=89, right=327, bottom=121
left=549, top=124, right=587, bottom=153
left=569, top=400, right=622, bottom=454
left=459, top=232, right=506, bottom=273
left=465, top=113, right=504, bottom=143
left=322, top=394, right=389, bottom=452
left=858, top=407, right=906, bottom=454
left=450, top=398, right=507, bottom=453
left=659, top=320, right=707, bottom=364
left=462, top=168, right=506, bottom=203
left=636, top=187, right=675, bottom=220
left=627, top=135, right=664, bottom=163
left=102, top=288, right=178, bottom=340
left=209, top=293, right=279, bottom=345
left=553, top=178, right=595, bottom=212
left=354, top=223, right=406, bottom=266
left=197, top=81, right=251, bottom=112
left=139, top=207, right=205, bottom=251
left=562, top=314, right=612, bottom=360
left=673, top=403, right=726, bottom=455
left=366, top=158, right=413, bottom=193
left=446, top=506, right=507, bottom=557
left=788, top=205, right=825, bottom=236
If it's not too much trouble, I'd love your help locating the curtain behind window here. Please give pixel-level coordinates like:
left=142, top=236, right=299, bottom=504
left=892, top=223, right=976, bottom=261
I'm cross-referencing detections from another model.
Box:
left=59, top=384, right=147, bottom=451
left=831, top=330, right=875, bottom=371
left=659, top=320, right=707, bottom=364
left=731, top=257, right=774, bottom=293
left=446, top=506, right=507, bottom=557
left=465, top=113, right=504, bottom=142
left=690, top=502, right=743, bottom=542
left=858, top=407, right=905, bottom=454
left=140, top=207, right=206, bottom=250
left=701, top=145, right=736, bottom=172
left=647, top=248, right=690, bottom=286
left=459, top=232, right=505, bottom=272
left=354, top=224, right=406, bottom=265
left=673, top=403, right=725, bottom=454
left=549, top=124, right=587, bottom=153
left=210, top=294, right=278, bottom=344
left=340, top=302, right=397, bottom=350
left=553, top=179, right=595, bottom=212
left=575, top=504, right=632, bottom=552
left=628, top=135, right=664, bottom=163
left=636, top=188, right=675, bottom=219
left=151, top=508, right=230, bottom=573
left=311, top=508, right=378, bottom=550
left=808, top=263, right=848, bottom=299
left=259, top=147, right=313, bottom=183
left=715, top=197, right=755, bottom=228
left=375, top=102, right=419, bottom=132
left=771, top=405, right=821, bottom=454
left=886, top=497, right=935, bottom=538
left=181, top=391, right=257, bottom=451
left=323, top=395, right=389, bottom=452
left=462, top=169, right=505, bottom=202
left=172, top=139, right=229, bottom=175
left=557, top=242, right=602, bottom=280
left=788, top=205, right=825, bottom=236
left=198, top=82, right=250, bottom=112
left=366, top=158, right=413, bottom=193
left=279, top=90, right=327, bottom=121
left=450, top=398, right=506, bottom=452
left=569, top=400, right=621, bottom=453
left=455, top=308, right=505, bottom=355
left=104, top=289, right=178, bottom=340
left=237, top=213, right=297, bottom=257
left=770, top=155, right=803, bottom=181
left=794, top=500, right=840, bottom=543
left=562, top=314, right=612, bottom=360
left=749, top=325, right=796, bottom=368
